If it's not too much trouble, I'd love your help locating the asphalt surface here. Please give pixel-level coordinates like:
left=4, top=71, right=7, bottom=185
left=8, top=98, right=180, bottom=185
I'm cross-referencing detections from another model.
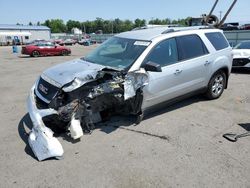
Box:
left=0, top=45, right=249, bottom=188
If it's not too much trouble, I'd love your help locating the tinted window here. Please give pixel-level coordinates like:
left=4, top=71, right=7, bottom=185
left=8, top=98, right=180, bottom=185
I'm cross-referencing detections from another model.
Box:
left=205, top=32, right=229, bottom=50
left=144, top=38, right=178, bottom=67
left=36, top=43, right=45, bottom=46
left=45, top=43, right=54, bottom=47
left=234, top=41, right=250, bottom=49
left=176, top=34, right=208, bottom=61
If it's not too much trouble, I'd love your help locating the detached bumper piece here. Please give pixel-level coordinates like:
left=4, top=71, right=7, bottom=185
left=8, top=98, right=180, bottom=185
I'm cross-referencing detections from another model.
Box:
left=27, top=85, right=64, bottom=161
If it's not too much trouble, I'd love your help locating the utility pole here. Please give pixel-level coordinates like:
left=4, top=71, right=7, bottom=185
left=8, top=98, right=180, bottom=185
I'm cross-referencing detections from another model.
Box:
left=219, top=11, right=223, bottom=21
left=83, top=24, right=86, bottom=34
left=111, top=20, right=113, bottom=34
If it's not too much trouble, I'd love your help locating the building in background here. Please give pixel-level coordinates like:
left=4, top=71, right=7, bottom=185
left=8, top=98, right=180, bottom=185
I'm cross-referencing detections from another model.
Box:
left=71, top=27, right=82, bottom=35
left=0, top=24, right=51, bottom=45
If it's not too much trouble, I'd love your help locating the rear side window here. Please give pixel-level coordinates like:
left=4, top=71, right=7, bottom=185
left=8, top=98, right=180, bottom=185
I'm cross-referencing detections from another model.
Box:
left=176, top=34, right=208, bottom=61
left=205, top=32, right=229, bottom=50
left=36, top=43, right=45, bottom=46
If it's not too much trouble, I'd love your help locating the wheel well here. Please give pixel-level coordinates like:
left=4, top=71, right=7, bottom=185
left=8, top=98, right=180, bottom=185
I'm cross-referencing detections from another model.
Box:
left=215, top=67, right=229, bottom=89
left=32, top=50, right=40, bottom=56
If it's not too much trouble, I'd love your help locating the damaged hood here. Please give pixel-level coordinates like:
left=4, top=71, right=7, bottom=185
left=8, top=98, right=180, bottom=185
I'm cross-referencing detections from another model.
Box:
left=232, top=49, right=250, bottom=59
left=39, top=58, right=148, bottom=100
left=42, top=59, right=105, bottom=87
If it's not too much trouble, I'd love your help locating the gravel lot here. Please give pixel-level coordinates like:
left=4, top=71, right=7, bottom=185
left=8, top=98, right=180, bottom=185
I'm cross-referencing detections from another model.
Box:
left=0, top=45, right=249, bottom=188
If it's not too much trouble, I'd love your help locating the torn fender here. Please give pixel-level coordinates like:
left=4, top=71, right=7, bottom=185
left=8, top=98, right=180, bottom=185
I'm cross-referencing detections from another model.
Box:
left=124, top=69, right=148, bottom=100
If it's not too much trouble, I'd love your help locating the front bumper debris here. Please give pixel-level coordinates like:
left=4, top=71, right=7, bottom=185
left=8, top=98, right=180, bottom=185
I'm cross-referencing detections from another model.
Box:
left=27, top=85, right=64, bottom=161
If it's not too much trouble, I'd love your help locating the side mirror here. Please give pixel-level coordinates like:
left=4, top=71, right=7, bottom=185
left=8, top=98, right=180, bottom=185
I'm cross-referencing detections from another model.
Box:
left=143, top=61, right=162, bottom=72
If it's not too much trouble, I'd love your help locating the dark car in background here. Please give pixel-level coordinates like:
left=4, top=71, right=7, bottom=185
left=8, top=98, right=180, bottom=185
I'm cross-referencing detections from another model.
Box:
left=221, top=23, right=239, bottom=31
left=21, top=42, right=71, bottom=57
left=239, top=24, right=250, bottom=30
left=53, top=39, right=64, bottom=46
left=78, top=38, right=92, bottom=46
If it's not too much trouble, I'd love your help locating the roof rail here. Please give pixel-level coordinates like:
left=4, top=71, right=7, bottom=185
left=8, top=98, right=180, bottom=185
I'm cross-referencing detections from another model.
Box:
left=161, top=29, right=175, bottom=34
left=161, top=25, right=213, bottom=34
left=132, top=24, right=181, bottom=31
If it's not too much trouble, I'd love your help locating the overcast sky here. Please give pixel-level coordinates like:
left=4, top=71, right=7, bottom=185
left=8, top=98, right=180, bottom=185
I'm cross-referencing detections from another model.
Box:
left=0, top=0, right=249, bottom=24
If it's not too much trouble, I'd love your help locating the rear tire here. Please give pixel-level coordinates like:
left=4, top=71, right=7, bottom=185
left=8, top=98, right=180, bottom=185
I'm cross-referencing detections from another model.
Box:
left=61, top=50, right=68, bottom=56
left=31, top=50, right=40, bottom=57
left=206, top=71, right=226, bottom=99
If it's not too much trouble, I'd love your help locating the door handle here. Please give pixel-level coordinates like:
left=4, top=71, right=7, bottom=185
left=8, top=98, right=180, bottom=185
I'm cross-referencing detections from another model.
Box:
left=204, top=61, right=211, bottom=66
left=174, top=69, right=182, bottom=75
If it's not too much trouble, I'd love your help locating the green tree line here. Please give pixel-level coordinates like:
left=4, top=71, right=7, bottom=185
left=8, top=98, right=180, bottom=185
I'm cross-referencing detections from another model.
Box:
left=26, top=17, right=191, bottom=34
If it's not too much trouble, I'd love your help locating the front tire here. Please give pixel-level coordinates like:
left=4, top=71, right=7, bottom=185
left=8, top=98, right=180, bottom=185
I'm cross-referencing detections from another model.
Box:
left=206, top=71, right=226, bottom=99
left=31, top=50, right=40, bottom=57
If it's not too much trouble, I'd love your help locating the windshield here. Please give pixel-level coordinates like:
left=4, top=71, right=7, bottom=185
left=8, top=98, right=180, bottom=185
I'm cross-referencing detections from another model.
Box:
left=84, top=37, right=150, bottom=70
left=234, top=41, right=250, bottom=49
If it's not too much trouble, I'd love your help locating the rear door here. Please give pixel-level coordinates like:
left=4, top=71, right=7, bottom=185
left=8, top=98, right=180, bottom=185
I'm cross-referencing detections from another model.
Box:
left=174, top=34, right=211, bottom=91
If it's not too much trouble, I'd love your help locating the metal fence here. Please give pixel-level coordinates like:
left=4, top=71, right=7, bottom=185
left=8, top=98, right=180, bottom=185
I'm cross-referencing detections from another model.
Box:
left=88, top=31, right=250, bottom=46
left=51, top=33, right=114, bottom=43
left=224, top=30, right=250, bottom=47
left=89, top=34, right=114, bottom=43
left=51, top=33, right=82, bottom=40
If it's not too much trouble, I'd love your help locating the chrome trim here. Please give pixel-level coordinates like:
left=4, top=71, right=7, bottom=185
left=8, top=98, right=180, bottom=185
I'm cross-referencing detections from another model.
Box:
left=27, top=85, right=58, bottom=128
left=34, top=77, right=59, bottom=104
left=34, top=86, right=51, bottom=104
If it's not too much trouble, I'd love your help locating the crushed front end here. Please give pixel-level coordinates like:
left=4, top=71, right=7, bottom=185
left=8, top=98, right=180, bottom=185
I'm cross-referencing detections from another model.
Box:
left=27, top=64, right=148, bottom=161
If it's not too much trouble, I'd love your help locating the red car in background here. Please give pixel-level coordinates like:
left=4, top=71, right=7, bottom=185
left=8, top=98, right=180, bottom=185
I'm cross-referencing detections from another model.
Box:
left=21, top=42, right=71, bottom=57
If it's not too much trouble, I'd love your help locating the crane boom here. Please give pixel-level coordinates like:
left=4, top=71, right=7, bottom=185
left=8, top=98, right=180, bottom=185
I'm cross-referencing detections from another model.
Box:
left=205, top=0, right=219, bottom=25
left=216, top=0, right=237, bottom=28
left=188, top=0, right=238, bottom=28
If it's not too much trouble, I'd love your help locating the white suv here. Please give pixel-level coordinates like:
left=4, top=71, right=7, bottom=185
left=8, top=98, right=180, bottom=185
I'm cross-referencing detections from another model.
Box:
left=27, top=26, right=232, bottom=160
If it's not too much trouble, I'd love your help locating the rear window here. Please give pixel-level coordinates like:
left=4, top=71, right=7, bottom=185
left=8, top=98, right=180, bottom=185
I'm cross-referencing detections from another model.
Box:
left=205, top=32, right=229, bottom=50
left=176, top=34, right=208, bottom=61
